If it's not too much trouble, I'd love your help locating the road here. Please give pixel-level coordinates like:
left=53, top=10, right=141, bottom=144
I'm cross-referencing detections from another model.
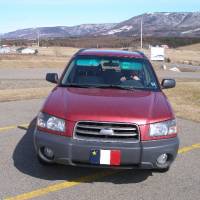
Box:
left=0, top=67, right=63, bottom=80
left=157, top=70, right=200, bottom=80
left=0, top=67, right=62, bottom=90
left=0, top=99, right=200, bottom=200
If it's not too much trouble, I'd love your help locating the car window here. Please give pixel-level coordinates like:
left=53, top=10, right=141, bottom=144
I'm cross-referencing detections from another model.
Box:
left=61, top=56, right=159, bottom=91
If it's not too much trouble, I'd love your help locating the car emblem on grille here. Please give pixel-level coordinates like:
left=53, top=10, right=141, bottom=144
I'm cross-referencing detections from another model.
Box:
left=99, top=128, right=114, bottom=136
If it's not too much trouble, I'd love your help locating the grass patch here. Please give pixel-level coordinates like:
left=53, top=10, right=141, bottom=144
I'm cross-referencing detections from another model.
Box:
left=0, top=47, right=79, bottom=68
left=0, top=55, right=68, bottom=68
left=165, top=81, right=200, bottom=122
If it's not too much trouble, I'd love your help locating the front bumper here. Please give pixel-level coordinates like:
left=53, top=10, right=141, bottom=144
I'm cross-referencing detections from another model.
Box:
left=34, top=129, right=179, bottom=169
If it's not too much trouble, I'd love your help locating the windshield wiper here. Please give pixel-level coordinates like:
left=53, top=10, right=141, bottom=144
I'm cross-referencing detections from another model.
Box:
left=61, top=83, right=106, bottom=88
left=60, top=83, right=91, bottom=88
left=93, top=85, right=135, bottom=91
left=60, top=84, right=136, bottom=91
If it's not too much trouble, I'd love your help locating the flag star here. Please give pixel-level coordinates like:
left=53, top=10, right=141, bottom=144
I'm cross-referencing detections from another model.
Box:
left=92, top=151, right=97, bottom=156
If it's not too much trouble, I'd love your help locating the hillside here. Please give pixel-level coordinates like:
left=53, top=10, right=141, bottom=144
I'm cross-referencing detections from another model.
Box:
left=104, top=12, right=200, bottom=37
left=2, top=12, right=200, bottom=39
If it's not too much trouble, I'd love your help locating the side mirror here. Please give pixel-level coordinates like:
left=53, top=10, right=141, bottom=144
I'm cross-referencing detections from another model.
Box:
left=161, top=79, right=176, bottom=89
left=46, top=73, right=58, bottom=84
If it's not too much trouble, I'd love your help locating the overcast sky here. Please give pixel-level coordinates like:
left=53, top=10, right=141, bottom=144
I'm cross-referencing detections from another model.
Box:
left=0, top=0, right=200, bottom=33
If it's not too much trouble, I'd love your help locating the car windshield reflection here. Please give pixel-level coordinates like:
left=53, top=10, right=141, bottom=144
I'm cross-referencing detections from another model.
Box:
left=61, top=56, right=159, bottom=91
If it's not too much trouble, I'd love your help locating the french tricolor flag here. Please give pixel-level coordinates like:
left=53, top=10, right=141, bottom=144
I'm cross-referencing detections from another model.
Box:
left=90, top=149, right=121, bottom=166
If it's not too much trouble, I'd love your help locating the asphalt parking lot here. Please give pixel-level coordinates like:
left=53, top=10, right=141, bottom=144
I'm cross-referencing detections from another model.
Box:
left=0, top=99, right=200, bottom=200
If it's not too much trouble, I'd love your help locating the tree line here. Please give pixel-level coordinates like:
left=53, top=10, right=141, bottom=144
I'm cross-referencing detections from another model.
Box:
left=2, top=36, right=200, bottom=48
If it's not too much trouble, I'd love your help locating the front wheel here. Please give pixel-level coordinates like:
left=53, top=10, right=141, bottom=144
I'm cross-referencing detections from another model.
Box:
left=37, top=154, right=54, bottom=166
left=154, top=167, right=170, bottom=173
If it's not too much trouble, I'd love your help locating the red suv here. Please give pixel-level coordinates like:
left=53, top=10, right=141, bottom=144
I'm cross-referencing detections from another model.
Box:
left=34, top=49, right=179, bottom=172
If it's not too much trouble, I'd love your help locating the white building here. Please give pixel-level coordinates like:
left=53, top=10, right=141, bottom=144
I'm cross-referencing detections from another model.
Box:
left=150, top=47, right=165, bottom=61
left=21, top=48, right=36, bottom=55
left=0, top=46, right=11, bottom=54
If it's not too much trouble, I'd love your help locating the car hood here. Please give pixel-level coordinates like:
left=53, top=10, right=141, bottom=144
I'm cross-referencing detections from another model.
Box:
left=42, top=87, right=174, bottom=125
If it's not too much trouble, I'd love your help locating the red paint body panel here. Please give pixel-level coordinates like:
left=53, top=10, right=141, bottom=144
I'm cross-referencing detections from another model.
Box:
left=42, top=87, right=174, bottom=138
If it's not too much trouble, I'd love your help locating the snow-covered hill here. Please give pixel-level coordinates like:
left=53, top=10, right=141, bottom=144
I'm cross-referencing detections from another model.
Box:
left=2, top=12, right=200, bottom=39
left=103, top=12, right=200, bottom=37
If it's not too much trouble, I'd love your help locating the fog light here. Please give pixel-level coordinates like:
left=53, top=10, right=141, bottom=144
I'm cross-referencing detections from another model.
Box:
left=157, top=153, right=168, bottom=165
left=43, top=147, right=54, bottom=159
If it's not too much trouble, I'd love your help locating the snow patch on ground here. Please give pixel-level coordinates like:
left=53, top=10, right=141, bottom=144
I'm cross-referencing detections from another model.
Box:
left=169, top=67, right=181, bottom=72
left=105, top=26, right=133, bottom=35
left=182, top=28, right=200, bottom=34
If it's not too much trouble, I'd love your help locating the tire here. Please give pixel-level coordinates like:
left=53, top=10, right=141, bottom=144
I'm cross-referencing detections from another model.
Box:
left=37, top=154, right=54, bottom=166
left=154, top=167, right=170, bottom=173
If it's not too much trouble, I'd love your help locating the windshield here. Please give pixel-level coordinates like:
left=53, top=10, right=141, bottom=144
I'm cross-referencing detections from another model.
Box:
left=61, top=56, right=159, bottom=91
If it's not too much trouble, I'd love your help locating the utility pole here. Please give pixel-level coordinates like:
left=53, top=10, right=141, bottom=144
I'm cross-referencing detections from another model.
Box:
left=140, top=16, right=143, bottom=49
left=0, top=33, right=3, bottom=47
left=37, top=29, right=40, bottom=47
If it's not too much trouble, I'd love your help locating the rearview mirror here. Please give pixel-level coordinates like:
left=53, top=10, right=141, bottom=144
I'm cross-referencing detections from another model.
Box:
left=46, top=73, right=58, bottom=84
left=161, top=79, right=176, bottom=89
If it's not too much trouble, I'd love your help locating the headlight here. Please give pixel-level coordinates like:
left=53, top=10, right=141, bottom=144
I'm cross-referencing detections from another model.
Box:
left=149, top=119, right=177, bottom=137
left=37, top=112, right=65, bottom=132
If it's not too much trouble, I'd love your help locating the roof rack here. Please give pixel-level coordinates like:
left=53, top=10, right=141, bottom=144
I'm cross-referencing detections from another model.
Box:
left=74, top=48, right=87, bottom=55
left=132, top=50, right=147, bottom=58
left=133, top=50, right=145, bottom=55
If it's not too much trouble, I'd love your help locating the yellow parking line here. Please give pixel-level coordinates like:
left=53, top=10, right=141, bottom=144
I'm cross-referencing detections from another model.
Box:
left=0, top=125, right=18, bottom=132
left=4, top=143, right=200, bottom=200
left=0, top=124, right=29, bottom=132
left=4, top=171, right=118, bottom=200
left=178, top=143, right=200, bottom=154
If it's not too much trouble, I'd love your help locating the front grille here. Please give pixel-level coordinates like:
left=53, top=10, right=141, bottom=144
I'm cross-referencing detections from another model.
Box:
left=74, top=121, right=139, bottom=140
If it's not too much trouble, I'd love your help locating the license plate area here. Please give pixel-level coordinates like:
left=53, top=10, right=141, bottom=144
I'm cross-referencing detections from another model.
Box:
left=90, top=149, right=121, bottom=166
